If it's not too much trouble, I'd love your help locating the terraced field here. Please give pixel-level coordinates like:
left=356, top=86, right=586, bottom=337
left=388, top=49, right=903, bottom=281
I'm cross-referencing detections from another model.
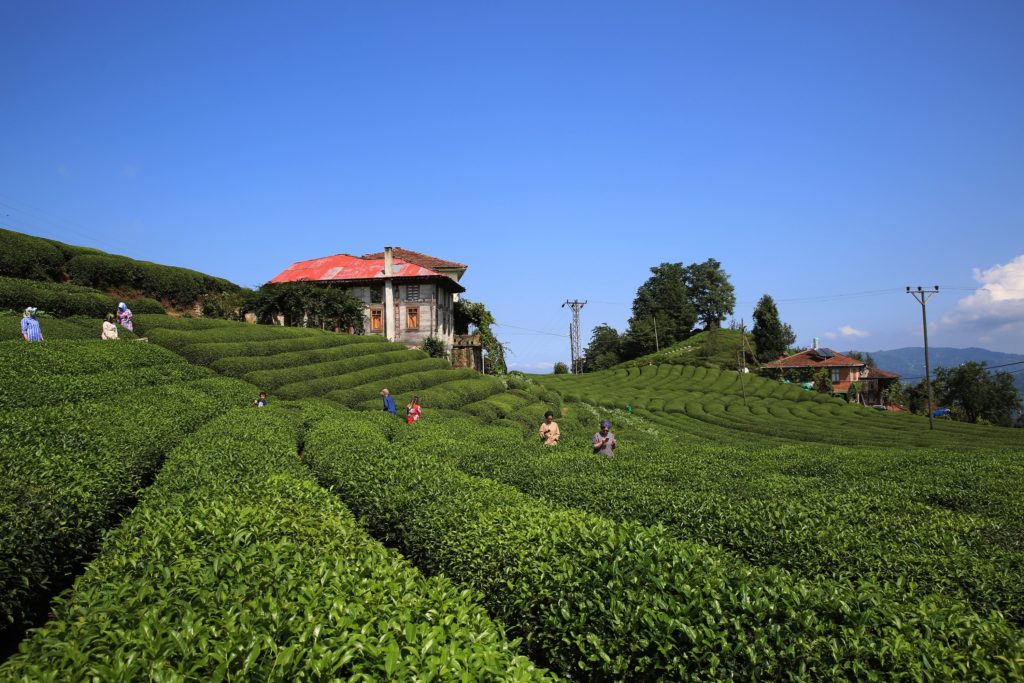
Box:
left=135, top=315, right=507, bottom=412
left=535, top=362, right=1024, bottom=449
left=4, top=316, right=1023, bottom=680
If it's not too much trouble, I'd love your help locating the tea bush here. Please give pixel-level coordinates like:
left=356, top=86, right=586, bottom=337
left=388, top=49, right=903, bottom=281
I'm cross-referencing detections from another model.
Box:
left=0, top=354, right=251, bottom=644
left=212, top=337, right=395, bottom=375
left=252, top=349, right=424, bottom=392
left=319, top=364, right=469, bottom=406
left=0, top=409, right=554, bottom=681
left=0, top=276, right=163, bottom=318
left=305, top=412, right=1024, bottom=681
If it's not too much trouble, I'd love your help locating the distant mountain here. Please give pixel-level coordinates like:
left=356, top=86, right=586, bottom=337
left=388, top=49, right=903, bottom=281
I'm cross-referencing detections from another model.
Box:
left=855, top=347, right=1024, bottom=395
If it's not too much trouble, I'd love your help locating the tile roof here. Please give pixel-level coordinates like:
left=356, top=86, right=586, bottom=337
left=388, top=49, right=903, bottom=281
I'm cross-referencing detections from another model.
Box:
left=762, top=348, right=901, bottom=379
left=360, top=248, right=467, bottom=272
left=862, top=366, right=900, bottom=379
left=269, top=253, right=465, bottom=292
left=762, top=348, right=866, bottom=369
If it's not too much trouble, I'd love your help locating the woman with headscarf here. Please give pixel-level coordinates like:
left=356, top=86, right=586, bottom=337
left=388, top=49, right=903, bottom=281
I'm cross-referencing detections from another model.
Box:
left=101, top=313, right=119, bottom=340
left=406, top=396, right=422, bottom=424
left=117, top=302, right=134, bottom=332
left=21, top=307, right=43, bottom=342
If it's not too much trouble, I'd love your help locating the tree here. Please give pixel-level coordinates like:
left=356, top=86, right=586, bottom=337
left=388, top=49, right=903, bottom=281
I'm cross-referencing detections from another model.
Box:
left=848, top=381, right=859, bottom=404
left=252, top=282, right=364, bottom=331
left=781, top=323, right=797, bottom=350
left=682, top=259, right=736, bottom=331
left=934, top=362, right=1023, bottom=426
left=812, top=368, right=832, bottom=393
left=846, top=351, right=877, bottom=368
left=455, top=299, right=508, bottom=374
left=751, top=294, right=787, bottom=362
left=553, top=361, right=569, bottom=374
left=622, top=263, right=696, bottom=360
left=583, top=324, right=623, bottom=372
left=882, top=381, right=905, bottom=407
left=421, top=336, right=447, bottom=358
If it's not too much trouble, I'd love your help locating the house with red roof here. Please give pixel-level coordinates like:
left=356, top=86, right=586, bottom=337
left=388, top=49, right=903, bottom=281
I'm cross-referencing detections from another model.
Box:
left=269, top=246, right=466, bottom=348
left=762, top=341, right=901, bottom=405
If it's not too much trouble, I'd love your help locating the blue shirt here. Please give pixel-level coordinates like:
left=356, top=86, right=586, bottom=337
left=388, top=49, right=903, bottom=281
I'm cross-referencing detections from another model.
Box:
left=21, top=316, right=42, bottom=342
left=383, top=395, right=397, bottom=414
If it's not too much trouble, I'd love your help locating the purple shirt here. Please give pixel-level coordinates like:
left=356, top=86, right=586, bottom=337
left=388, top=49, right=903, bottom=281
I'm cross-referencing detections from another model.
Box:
left=21, top=316, right=43, bottom=342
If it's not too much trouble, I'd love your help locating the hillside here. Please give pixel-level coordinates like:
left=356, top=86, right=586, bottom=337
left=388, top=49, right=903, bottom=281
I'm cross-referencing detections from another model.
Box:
left=3, top=248, right=1024, bottom=679
left=0, top=228, right=239, bottom=310
left=866, top=346, right=1024, bottom=395
left=4, top=326, right=1024, bottom=678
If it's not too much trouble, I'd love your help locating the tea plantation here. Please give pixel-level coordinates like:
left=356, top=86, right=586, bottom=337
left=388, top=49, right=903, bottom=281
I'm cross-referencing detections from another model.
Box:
left=2, top=315, right=1023, bottom=680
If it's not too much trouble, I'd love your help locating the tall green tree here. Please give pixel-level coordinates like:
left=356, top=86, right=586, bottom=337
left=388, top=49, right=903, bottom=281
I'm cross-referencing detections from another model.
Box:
left=934, top=361, right=1022, bottom=426
left=751, top=294, right=787, bottom=362
left=253, top=283, right=364, bottom=331
left=682, top=259, right=736, bottom=330
left=583, top=324, right=623, bottom=372
left=454, top=299, right=508, bottom=374
left=622, top=262, right=696, bottom=359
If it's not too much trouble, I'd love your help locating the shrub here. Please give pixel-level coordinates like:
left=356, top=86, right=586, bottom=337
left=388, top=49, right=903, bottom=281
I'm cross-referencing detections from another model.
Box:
left=553, top=362, right=569, bottom=374
left=284, top=358, right=450, bottom=401
left=0, top=276, right=163, bottom=318
left=0, top=228, right=65, bottom=281
left=422, top=335, right=447, bottom=358
left=0, top=349, right=249, bottom=644
left=304, top=413, right=1024, bottom=681
left=67, top=254, right=238, bottom=308
left=0, top=409, right=554, bottom=681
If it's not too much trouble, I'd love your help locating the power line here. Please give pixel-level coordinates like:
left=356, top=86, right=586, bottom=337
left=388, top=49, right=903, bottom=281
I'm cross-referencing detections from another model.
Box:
left=492, top=322, right=569, bottom=337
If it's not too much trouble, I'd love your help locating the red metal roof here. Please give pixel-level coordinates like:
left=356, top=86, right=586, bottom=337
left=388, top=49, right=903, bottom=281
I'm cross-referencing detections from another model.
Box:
left=360, top=248, right=467, bottom=271
left=269, top=253, right=463, bottom=290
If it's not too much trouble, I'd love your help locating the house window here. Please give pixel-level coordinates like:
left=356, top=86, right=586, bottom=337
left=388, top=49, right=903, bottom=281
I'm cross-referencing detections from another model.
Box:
left=407, top=306, right=419, bottom=330
left=406, top=284, right=420, bottom=301
left=371, top=309, right=383, bottom=331
left=831, top=368, right=841, bottom=383
left=370, top=287, right=383, bottom=304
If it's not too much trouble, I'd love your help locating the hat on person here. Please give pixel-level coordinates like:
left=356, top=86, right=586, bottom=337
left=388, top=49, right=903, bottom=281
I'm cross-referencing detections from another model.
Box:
left=600, top=419, right=611, bottom=428
left=117, top=302, right=127, bottom=310
left=24, top=307, right=37, bottom=317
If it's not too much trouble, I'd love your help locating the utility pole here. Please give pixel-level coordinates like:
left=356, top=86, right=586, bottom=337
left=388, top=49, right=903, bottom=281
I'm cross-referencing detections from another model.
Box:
left=907, top=286, right=939, bottom=430
left=652, top=315, right=659, bottom=353
left=738, top=319, right=748, bottom=407
left=562, top=299, right=587, bottom=374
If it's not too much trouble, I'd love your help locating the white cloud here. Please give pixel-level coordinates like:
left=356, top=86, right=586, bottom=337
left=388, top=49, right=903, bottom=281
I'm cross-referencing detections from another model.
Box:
left=839, top=325, right=870, bottom=338
left=940, top=255, right=1024, bottom=335
left=822, top=326, right=869, bottom=340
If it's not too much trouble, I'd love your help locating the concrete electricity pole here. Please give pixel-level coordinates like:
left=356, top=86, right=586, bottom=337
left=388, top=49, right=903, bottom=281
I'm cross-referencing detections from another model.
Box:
left=907, top=286, right=939, bottom=430
left=562, top=299, right=587, bottom=374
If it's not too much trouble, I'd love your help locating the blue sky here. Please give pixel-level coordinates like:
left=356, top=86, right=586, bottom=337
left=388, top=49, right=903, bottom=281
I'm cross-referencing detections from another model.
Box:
left=2, top=1, right=1022, bottom=371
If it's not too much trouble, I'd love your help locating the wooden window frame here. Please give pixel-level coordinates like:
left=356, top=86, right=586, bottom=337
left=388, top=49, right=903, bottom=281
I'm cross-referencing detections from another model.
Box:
left=370, top=309, right=383, bottom=331
left=406, top=306, right=420, bottom=330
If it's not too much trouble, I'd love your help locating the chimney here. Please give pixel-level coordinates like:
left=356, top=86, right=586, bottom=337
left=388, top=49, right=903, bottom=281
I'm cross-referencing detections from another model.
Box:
left=383, top=247, right=395, bottom=342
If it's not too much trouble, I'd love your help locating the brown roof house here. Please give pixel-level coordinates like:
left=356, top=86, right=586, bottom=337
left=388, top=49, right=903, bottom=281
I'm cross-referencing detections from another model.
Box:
left=762, top=339, right=901, bottom=405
